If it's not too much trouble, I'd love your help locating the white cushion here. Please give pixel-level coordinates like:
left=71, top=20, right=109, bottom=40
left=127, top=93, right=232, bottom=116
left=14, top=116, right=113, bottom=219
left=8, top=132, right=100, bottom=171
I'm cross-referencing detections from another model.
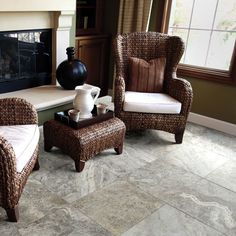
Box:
left=123, top=91, right=182, bottom=114
left=0, top=124, right=39, bottom=173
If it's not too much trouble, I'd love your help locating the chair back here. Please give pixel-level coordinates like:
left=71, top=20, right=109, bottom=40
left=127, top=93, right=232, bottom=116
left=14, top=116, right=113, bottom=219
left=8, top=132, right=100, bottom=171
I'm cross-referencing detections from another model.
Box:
left=114, top=32, right=185, bottom=91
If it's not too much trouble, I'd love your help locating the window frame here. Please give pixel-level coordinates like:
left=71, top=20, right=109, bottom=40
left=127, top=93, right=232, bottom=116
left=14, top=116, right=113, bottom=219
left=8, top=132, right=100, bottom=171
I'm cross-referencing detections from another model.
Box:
left=158, top=0, right=236, bottom=85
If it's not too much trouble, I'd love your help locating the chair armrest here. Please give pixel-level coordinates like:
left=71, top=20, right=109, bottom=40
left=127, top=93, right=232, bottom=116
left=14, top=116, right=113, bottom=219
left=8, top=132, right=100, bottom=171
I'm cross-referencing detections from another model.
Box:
left=167, top=77, right=193, bottom=116
left=0, top=136, right=18, bottom=208
left=114, top=76, right=126, bottom=116
left=0, top=98, right=38, bottom=125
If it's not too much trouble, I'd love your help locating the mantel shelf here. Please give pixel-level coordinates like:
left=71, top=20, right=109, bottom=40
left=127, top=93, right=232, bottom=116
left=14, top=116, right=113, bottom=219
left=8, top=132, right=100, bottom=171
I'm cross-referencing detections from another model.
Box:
left=0, top=85, right=76, bottom=112
left=0, top=85, right=113, bottom=112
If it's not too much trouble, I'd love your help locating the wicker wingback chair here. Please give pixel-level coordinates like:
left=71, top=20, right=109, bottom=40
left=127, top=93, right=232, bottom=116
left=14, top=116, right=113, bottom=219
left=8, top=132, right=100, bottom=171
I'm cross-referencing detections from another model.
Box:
left=113, top=32, right=193, bottom=143
left=0, top=98, right=40, bottom=222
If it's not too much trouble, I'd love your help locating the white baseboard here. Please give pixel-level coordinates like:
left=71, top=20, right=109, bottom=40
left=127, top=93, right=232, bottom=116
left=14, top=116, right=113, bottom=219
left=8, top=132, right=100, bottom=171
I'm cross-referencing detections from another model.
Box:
left=188, top=112, right=236, bottom=136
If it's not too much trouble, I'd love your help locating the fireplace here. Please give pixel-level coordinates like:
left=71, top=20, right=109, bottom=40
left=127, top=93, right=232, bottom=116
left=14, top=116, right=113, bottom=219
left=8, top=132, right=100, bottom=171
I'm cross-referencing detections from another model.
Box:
left=0, top=0, right=76, bottom=94
left=0, top=29, right=52, bottom=93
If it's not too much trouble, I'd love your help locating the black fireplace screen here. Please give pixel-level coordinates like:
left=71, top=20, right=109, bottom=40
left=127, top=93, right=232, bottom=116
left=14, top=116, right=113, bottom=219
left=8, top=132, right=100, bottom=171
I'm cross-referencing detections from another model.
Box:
left=0, top=29, right=52, bottom=93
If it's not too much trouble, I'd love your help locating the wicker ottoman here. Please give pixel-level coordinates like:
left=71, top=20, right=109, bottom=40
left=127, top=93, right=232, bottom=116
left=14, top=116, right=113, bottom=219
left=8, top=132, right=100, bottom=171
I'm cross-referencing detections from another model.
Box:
left=43, top=117, right=126, bottom=172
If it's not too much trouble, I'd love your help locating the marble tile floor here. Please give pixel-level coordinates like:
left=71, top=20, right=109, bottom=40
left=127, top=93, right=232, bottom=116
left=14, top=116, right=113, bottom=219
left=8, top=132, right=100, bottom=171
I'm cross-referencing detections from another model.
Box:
left=0, top=122, right=236, bottom=236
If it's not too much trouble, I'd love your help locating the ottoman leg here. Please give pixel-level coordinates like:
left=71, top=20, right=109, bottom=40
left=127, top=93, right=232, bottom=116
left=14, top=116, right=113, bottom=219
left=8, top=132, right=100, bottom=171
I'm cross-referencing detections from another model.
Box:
left=75, top=160, right=85, bottom=172
left=114, top=143, right=123, bottom=155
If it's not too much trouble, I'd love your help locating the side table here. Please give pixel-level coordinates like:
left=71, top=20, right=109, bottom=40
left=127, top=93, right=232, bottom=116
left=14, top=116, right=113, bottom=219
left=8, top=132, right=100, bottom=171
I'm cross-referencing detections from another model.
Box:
left=43, top=117, right=126, bottom=172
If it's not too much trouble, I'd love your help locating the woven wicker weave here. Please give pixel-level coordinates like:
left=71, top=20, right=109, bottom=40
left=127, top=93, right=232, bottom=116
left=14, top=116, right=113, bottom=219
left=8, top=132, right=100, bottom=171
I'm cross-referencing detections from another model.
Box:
left=0, top=98, right=39, bottom=222
left=43, top=117, right=126, bottom=172
left=113, top=32, right=193, bottom=143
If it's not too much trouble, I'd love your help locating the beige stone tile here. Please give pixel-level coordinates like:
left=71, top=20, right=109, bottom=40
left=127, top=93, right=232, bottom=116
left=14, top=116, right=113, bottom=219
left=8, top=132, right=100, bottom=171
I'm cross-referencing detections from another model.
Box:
left=19, top=207, right=112, bottom=236
left=73, top=180, right=163, bottom=235
left=98, top=144, right=160, bottom=177
left=32, top=158, right=120, bottom=204
left=0, top=217, right=20, bottom=236
left=122, top=205, right=224, bottom=236
left=16, top=179, right=67, bottom=228
left=206, top=160, right=236, bottom=193
left=163, top=147, right=229, bottom=177
left=166, top=179, right=236, bottom=235
left=127, top=158, right=201, bottom=203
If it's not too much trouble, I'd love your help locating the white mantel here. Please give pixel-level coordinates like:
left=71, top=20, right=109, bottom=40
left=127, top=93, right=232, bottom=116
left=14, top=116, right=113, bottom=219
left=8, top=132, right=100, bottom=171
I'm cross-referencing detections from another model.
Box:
left=0, top=0, right=76, bottom=84
left=0, top=0, right=75, bottom=12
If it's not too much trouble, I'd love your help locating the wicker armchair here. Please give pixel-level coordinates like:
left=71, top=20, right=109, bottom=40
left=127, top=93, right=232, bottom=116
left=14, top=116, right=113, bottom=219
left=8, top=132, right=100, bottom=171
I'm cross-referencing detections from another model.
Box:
left=0, top=98, right=40, bottom=222
left=113, top=32, right=193, bottom=143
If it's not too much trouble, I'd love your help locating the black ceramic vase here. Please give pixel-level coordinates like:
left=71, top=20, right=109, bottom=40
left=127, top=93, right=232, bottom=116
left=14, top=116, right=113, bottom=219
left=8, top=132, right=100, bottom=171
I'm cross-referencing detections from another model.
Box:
left=56, top=47, right=87, bottom=90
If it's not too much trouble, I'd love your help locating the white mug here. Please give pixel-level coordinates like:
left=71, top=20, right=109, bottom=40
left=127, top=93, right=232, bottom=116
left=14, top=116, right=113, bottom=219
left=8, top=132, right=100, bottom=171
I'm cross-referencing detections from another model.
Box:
left=68, top=109, right=80, bottom=122
left=96, top=103, right=108, bottom=115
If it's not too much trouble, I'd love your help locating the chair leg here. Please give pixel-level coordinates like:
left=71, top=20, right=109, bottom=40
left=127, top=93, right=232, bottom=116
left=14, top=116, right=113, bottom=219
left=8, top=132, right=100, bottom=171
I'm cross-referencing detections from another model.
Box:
left=175, top=131, right=184, bottom=144
left=6, top=205, right=19, bottom=222
left=114, top=143, right=123, bottom=154
left=75, top=160, right=85, bottom=172
left=33, top=159, right=40, bottom=171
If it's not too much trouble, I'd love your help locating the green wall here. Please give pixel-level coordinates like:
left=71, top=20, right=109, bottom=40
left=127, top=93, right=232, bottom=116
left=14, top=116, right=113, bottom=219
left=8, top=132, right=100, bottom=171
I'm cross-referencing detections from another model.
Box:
left=186, top=78, right=236, bottom=124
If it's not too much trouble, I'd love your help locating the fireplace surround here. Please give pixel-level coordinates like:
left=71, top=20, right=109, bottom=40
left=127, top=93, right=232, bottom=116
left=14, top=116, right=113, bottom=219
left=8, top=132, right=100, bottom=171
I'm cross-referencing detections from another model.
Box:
left=0, top=0, right=76, bottom=93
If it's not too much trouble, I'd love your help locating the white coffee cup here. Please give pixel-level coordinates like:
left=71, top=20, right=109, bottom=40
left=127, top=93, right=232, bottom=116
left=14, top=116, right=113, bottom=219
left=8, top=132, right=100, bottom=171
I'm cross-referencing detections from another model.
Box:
left=68, top=109, right=80, bottom=122
left=96, top=103, right=108, bottom=115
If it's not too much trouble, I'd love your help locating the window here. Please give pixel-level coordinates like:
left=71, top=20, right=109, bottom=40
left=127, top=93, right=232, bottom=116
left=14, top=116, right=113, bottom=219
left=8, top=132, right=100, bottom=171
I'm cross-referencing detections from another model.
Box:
left=160, top=0, right=236, bottom=85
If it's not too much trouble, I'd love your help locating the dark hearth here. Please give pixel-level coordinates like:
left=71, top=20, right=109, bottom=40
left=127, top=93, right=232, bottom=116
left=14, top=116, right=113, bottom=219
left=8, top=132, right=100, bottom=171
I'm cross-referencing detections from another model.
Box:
left=0, top=29, right=52, bottom=93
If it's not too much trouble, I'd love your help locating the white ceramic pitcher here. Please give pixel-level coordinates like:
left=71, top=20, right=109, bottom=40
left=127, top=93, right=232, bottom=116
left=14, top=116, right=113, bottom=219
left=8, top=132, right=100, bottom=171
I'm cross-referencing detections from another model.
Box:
left=73, top=84, right=100, bottom=119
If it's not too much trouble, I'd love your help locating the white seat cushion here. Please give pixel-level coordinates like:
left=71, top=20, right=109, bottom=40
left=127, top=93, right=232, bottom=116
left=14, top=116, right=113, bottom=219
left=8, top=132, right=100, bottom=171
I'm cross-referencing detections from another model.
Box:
left=123, top=91, right=182, bottom=114
left=0, top=124, right=39, bottom=172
